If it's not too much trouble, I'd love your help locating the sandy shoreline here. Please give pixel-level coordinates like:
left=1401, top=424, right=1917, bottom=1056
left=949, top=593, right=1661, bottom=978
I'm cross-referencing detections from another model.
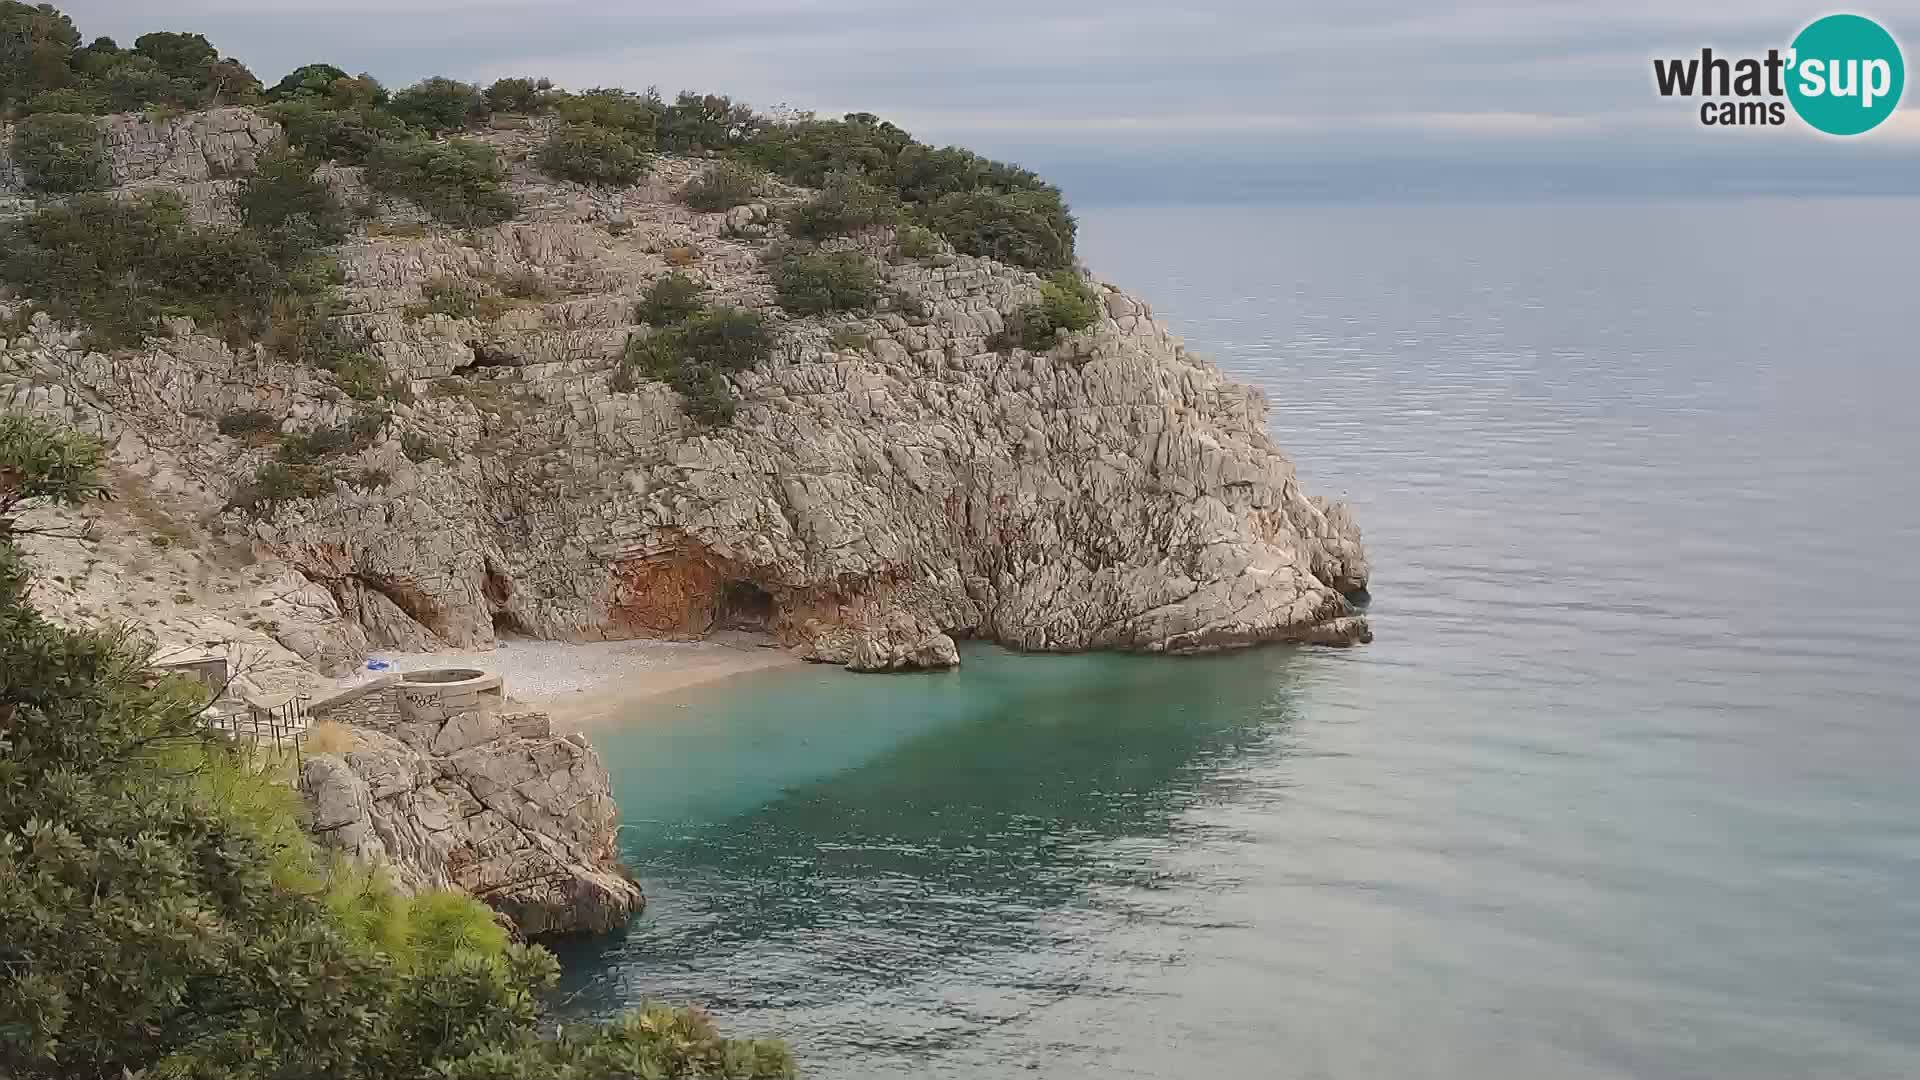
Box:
left=334, top=632, right=803, bottom=726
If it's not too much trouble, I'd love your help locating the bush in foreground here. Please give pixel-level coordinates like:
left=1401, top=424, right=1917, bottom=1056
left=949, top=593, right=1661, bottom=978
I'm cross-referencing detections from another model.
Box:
left=0, top=410, right=795, bottom=1078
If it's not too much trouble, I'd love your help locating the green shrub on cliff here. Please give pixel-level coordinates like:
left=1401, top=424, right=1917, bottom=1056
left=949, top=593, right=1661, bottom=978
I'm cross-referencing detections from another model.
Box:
left=536, top=122, right=651, bottom=186
left=1, top=411, right=796, bottom=1078
left=919, top=187, right=1076, bottom=271
left=267, top=98, right=410, bottom=163
left=365, top=137, right=517, bottom=227
left=237, top=146, right=352, bottom=252
left=772, top=251, right=880, bottom=315
left=784, top=171, right=899, bottom=240
left=680, top=159, right=765, bottom=212
left=387, top=75, right=487, bottom=134
left=636, top=272, right=707, bottom=326
left=484, top=76, right=551, bottom=115
left=739, top=112, right=1077, bottom=268
left=992, top=271, right=1102, bottom=352
left=0, top=192, right=336, bottom=347
left=552, top=87, right=663, bottom=143
left=618, top=307, right=772, bottom=425
left=10, top=111, right=105, bottom=191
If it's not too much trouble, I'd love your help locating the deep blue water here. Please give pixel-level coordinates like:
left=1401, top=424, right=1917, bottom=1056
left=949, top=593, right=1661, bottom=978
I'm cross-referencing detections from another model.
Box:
left=554, top=199, right=1920, bottom=1079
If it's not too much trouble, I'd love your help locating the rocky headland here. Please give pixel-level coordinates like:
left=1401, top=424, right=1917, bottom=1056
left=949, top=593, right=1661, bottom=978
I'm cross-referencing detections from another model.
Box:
left=0, top=107, right=1370, bottom=687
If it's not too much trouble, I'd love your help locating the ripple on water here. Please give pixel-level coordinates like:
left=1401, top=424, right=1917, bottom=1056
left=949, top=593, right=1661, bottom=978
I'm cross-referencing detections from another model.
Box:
left=554, top=200, right=1920, bottom=1080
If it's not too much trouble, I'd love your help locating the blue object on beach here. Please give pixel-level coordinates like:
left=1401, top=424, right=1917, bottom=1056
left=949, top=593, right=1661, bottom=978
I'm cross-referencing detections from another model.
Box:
left=366, top=659, right=391, bottom=671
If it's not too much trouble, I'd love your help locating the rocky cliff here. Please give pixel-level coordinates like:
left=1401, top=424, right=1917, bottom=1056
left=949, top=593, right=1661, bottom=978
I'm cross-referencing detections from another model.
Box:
left=1, top=107, right=1370, bottom=677
left=299, top=702, right=643, bottom=937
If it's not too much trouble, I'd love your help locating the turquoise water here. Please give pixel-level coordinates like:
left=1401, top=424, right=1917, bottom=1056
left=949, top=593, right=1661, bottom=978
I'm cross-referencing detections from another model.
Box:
left=556, top=200, right=1920, bottom=1078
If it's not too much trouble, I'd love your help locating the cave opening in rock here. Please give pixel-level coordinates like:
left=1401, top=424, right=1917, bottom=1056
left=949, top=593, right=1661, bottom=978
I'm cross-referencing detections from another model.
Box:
left=717, top=580, right=775, bottom=630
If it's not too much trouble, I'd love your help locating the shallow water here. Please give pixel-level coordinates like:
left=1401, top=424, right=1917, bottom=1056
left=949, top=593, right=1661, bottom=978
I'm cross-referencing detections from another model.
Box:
left=554, top=199, right=1920, bottom=1078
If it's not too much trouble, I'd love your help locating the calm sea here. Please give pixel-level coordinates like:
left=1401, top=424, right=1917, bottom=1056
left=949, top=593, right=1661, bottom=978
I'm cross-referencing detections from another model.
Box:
left=552, top=199, right=1920, bottom=1079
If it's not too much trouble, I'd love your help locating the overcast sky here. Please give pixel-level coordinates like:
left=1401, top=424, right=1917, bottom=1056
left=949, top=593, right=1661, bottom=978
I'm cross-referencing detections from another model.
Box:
left=53, top=0, right=1920, bottom=203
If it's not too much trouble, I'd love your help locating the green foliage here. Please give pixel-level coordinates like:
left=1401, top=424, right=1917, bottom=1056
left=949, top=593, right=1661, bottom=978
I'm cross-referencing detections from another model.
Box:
left=0, top=8, right=256, bottom=118
left=237, top=146, right=351, bottom=253
left=365, top=137, right=517, bottom=227
left=0, top=411, right=107, bottom=532
left=677, top=307, right=776, bottom=372
left=266, top=64, right=385, bottom=108
left=0, top=2, right=81, bottom=118
left=407, top=275, right=482, bottom=320
left=741, top=112, right=1077, bottom=269
left=0, top=417, right=794, bottom=1076
left=387, top=75, right=487, bottom=134
left=352, top=466, right=392, bottom=490
left=484, top=76, right=550, bottom=114
left=18, top=85, right=99, bottom=114
left=784, top=171, right=898, bottom=240
left=0, top=192, right=337, bottom=347
left=635, top=272, right=706, bottom=326
left=275, top=411, right=382, bottom=465
left=772, top=251, right=880, bottom=316
left=670, top=360, right=736, bottom=425
left=550, top=87, right=662, bottom=143
left=919, top=188, right=1076, bottom=271
left=266, top=98, right=408, bottom=163
left=230, top=457, right=335, bottom=510
left=215, top=408, right=278, bottom=439
left=619, top=307, right=772, bottom=425
left=896, top=222, right=941, bottom=259
left=10, top=111, right=103, bottom=192
left=259, top=297, right=401, bottom=401
left=994, top=271, right=1101, bottom=352
left=658, top=90, right=760, bottom=152
left=739, top=114, right=913, bottom=188
left=131, top=29, right=213, bottom=77
left=536, top=122, right=650, bottom=187
left=680, top=159, right=765, bottom=212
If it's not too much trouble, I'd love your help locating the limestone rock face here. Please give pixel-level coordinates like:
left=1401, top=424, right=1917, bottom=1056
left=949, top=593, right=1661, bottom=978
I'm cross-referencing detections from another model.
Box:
left=2, top=107, right=1372, bottom=675
left=298, top=708, right=643, bottom=936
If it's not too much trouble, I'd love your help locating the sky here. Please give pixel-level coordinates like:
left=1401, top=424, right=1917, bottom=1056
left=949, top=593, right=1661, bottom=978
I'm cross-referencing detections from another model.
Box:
left=51, top=0, right=1920, bottom=204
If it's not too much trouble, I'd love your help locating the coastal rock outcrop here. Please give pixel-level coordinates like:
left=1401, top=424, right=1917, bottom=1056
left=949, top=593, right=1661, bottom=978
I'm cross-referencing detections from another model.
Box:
left=1, top=108, right=1371, bottom=675
left=298, top=706, right=643, bottom=936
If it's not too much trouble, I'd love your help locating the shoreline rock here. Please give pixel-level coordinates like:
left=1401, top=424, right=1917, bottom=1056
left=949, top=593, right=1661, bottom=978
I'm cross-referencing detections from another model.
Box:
left=298, top=705, right=644, bottom=937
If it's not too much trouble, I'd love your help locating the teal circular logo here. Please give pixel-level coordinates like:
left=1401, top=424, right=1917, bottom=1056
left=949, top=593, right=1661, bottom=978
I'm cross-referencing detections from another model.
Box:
left=1787, top=14, right=1905, bottom=135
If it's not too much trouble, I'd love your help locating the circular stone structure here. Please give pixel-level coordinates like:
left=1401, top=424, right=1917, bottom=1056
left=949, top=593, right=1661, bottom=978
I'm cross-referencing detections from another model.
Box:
left=396, top=667, right=505, bottom=722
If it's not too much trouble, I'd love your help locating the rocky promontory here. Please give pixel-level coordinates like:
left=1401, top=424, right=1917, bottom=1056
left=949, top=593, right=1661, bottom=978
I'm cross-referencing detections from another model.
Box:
left=0, top=106, right=1370, bottom=678
left=298, top=694, right=643, bottom=936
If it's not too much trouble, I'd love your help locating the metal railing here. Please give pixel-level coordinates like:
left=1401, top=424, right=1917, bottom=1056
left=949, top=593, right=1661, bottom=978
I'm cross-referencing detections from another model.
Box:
left=204, top=692, right=312, bottom=765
